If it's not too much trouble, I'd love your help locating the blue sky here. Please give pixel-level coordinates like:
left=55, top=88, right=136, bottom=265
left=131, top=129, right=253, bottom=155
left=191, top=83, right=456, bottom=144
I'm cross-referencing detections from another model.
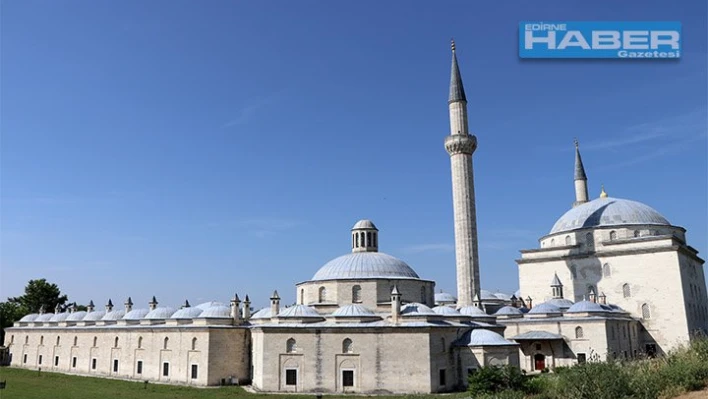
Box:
left=1, top=1, right=706, bottom=310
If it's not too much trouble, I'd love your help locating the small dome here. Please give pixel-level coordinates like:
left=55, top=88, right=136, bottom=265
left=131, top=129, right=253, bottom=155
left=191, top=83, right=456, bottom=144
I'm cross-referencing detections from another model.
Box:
left=479, top=290, right=500, bottom=301
left=547, top=298, right=574, bottom=309
left=400, top=302, right=435, bottom=316
left=19, top=313, right=39, bottom=322
left=50, top=312, right=71, bottom=322
left=528, top=302, right=562, bottom=314
left=251, top=308, right=272, bottom=319
left=331, top=304, right=375, bottom=317
left=278, top=305, right=321, bottom=318
left=434, top=292, right=457, bottom=303
left=352, top=220, right=377, bottom=230
left=458, top=306, right=490, bottom=317
left=494, top=306, right=523, bottom=316
left=123, top=309, right=149, bottom=320
left=102, top=310, right=126, bottom=320
left=312, top=252, right=420, bottom=281
left=567, top=301, right=607, bottom=313
left=66, top=311, right=88, bottom=321
left=550, top=197, right=670, bottom=234
left=144, top=307, right=176, bottom=320
left=195, top=301, right=225, bottom=310
left=83, top=310, right=107, bottom=321
left=457, top=329, right=518, bottom=347
left=171, top=307, right=204, bottom=319
left=198, top=305, right=231, bottom=318
left=432, top=306, right=461, bottom=316
left=35, top=313, right=55, bottom=322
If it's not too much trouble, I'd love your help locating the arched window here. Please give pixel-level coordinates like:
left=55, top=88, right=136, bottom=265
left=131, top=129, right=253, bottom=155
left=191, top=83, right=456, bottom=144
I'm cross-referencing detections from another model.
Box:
left=623, top=284, right=631, bottom=298
left=25, top=336, right=29, bottom=344
left=586, top=232, right=594, bottom=249
left=342, top=338, right=353, bottom=354
left=73, top=336, right=78, bottom=346
left=420, top=286, right=427, bottom=303
left=575, top=326, right=584, bottom=339
left=610, top=230, right=617, bottom=240
left=373, top=232, right=377, bottom=247
left=441, top=337, right=446, bottom=353
left=355, top=233, right=360, bottom=248
left=138, top=336, right=143, bottom=349
left=163, top=337, right=169, bottom=350
left=565, top=235, right=571, bottom=245
left=634, top=230, right=640, bottom=238
left=93, top=336, right=97, bottom=347
left=602, top=263, right=611, bottom=277
left=352, top=285, right=362, bottom=303
left=56, top=336, right=61, bottom=346
left=40, top=335, right=44, bottom=345
left=286, top=338, right=296, bottom=353
left=114, top=337, right=119, bottom=348
left=318, top=287, right=327, bottom=303
left=366, top=232, right=371, bottom=247
left=300, top=289, right=304, bottom=305
left=192, top=337, right=197, bottom=350
left=551, top=238, right=555, bottom=246
left=641, top=303, right=651, bottom=319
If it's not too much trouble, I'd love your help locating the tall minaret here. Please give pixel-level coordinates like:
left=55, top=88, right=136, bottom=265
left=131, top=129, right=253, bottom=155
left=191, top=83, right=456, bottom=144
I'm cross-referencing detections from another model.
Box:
left=573, top=139, right=589, bottom=207
left=444, top=40, right=480, bottom=308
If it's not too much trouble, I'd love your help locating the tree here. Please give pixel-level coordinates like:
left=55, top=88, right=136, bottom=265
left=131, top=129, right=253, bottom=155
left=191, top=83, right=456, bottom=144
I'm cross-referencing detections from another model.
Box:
left=8, top=279, right=69, bottom=315
left=0, top=301, right=23, bottom=344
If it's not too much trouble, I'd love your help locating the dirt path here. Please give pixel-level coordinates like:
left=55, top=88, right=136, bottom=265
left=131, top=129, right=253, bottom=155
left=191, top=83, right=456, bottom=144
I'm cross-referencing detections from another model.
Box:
left=672, top=389, right=708, bottom=399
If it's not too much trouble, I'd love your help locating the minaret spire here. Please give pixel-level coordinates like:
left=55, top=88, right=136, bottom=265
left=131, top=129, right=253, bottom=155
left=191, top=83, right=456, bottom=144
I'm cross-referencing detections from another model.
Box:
left=444, top=41, right=481, bottom=308
left=573, top=139, right=589, bottom=207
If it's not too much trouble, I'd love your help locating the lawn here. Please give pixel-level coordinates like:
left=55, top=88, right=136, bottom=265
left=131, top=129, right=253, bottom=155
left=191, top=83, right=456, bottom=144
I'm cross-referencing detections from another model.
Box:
left=0, top=367, right=471, bottom=399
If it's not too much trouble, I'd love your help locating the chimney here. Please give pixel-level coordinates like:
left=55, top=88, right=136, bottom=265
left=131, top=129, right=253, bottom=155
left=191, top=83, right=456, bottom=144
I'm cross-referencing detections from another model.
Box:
left=391, top=285, right=402, bottom=324
left=242, top=295, right=251, bottom=320
left=526, top=296, right=533, bottom=309
left=105, top=299, right=114, bottom=313
left=69, top=303, right=76, bottom=313
left=510, top=295, right=518, bottom=308
left=149, top=296, right=158, bottom=311
left=270, top=291, right=281, bottom=317
left=87, top=300, right=95, bottom=313
left=599, top=292, right=607, bottom=305
left=589, top=292, right=597, bottom=303
left=230, top=293, right=241, bottom=321
left=125, top=297, right=134, bottom=313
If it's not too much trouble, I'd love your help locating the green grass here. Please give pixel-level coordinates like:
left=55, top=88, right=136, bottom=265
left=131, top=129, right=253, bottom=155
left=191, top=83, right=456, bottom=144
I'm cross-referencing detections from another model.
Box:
left=0, top=367, right=471, bottom=399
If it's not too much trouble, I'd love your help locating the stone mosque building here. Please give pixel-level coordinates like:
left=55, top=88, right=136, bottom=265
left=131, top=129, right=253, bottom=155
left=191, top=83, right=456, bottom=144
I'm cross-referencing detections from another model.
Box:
left=3, top=43, right=708, bottom=393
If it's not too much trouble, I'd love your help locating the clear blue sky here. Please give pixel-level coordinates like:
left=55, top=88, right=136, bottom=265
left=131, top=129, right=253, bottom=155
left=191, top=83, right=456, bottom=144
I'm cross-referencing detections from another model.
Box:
left=1, top=1, right=706, bottom=311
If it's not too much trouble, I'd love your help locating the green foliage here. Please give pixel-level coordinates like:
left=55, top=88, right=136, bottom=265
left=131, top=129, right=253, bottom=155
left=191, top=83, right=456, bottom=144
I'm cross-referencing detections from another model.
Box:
left=0, top=301, right=24, bottom=343
left=468, top=365, right=528, bottom=395
left=8, top=278, right=69, bottom=315
left=472, top=390, right=527, bottom=399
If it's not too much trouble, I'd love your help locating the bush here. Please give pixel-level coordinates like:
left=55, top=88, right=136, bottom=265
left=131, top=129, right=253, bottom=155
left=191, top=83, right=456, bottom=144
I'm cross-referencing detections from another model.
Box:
left=467, top=365, right=527, bottom=394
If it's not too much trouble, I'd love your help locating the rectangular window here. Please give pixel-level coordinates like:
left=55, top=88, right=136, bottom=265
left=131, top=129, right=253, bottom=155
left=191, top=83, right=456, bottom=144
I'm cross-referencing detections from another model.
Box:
left=113, top=359, right=119, bottom=372
left=163, top=362, right=169, bottom=377
left=38, top=355, right=43, bottom=365
left=23, top=354, right=28, bottom=364
left=92, top=358, right=97, bottom=370
left=72, top=357, right=77, bottom=368
left=191, top=364, right=198, bottom=379
left=439, top=369, right=446, bottom=386
left=54, top=356, right=59, bottom=366
left=342, top=370, right=354, bottom=387
left=285, top=369, right=297, bottom=386
left=577, top=353, right=587, bottom=364
left=136, top=361, right=143, bottom=374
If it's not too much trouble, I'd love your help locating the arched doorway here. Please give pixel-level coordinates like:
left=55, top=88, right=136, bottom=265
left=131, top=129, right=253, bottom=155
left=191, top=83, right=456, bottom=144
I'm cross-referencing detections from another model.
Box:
left=534, top=354, right=546, bottom=371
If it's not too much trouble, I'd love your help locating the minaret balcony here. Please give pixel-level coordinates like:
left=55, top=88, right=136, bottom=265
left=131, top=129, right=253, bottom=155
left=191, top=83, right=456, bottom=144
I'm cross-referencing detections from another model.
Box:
left=445, top=134, right=477, bottom=155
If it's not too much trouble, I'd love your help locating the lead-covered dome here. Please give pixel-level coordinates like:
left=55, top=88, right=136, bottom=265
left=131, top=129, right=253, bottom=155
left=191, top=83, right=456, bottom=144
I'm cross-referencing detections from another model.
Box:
left=550, top=197, right=670, bottom=234
left=19, top=313, right=39, bottom=322
left=312, top=252, right=419, bottom=281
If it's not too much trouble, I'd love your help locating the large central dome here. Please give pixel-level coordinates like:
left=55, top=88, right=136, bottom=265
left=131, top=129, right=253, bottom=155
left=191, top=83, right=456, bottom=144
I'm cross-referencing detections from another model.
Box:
left=311, top=252, right=420, bottom=281
left=550, top=197, right=670, bottom=234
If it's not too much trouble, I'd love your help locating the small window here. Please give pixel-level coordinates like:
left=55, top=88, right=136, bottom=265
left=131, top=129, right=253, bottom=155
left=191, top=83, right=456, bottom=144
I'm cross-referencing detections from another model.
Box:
left=343, top=338, right=353, bottom=354
left=163, top=337, right=169, bottom=350
left=634, top=230, right=640, bottom=237
left=93, top=336, right=98, bottom=347
left=642, top=303, right=651, bottom=319
left=54, top=356, right=59, bottom=366
left=565, top=235, right=571, bottom=245
left=575, top=326, right=584, bottom=339
left=191, top=337, right=197, bottom=351
left=441, top=337, right=446, bottom=353
left=366, top=232, right=372, bottom=247
left=113, top=359, right=119, bottom=372
left=318, top=287, right=327, bottom=303
left=38, top=355, right=43, bottom=365
left=439, top=369, right=447, bottom=386
left=300, top=289, right=304, bottom=304
left=92, top=358, right=97, bottom=370
left=286, top=338, right=297, bottom=353
left=610, top=230, right=617, bottom=240
left=56, top=336, right=61, bottom=346
left=72, top=357, right=77, bottom=368
left=342, top=370, right=354, bottom=387
left=602, top=263, right=611, bottom=277
left=138, top=336, right=143, bottom=349
left=623, top=283, right=631, bottom=298
left=373, top=232, right=377, bottom=247
left=535, top=343, right=542, bottom=351
left=73, top=336, right=78, bottom=346
left=23, top=354, right=27, bottom=364
left=137, top=360, right=143, bottom=374
left=586, top=232, right=594, bottom=249
left=162, top=362, right=170, bottom=377
left=114, top=337, right=119, bottom=348
left=352, top=285, right=362, bottom=303
left=285, top=369, right=297, bottom=386
left=25, top=336, right=29, bottom=344
left=40, top=336, right=44, bottom=345
left=191, top=364, right=198, bottom=379
left=577, top=353, right=587, bottom=364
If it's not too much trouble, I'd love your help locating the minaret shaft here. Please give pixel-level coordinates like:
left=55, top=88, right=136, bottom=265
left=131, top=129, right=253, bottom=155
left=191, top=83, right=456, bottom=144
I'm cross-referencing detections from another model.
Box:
left=445, top=41, right=480, bottom=308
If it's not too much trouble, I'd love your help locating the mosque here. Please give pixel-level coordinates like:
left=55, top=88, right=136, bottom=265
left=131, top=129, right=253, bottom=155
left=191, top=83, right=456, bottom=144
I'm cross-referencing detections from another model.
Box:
left=3, top=42, right=707, bottom=394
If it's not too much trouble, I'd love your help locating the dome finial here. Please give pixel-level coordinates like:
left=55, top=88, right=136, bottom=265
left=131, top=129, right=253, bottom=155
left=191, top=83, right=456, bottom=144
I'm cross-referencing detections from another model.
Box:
left=600, top=184, right=608, bottom=198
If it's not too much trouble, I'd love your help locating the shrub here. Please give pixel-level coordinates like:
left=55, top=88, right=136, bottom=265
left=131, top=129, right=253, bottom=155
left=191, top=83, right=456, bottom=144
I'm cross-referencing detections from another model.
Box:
left=467, top=365, right=527, bottom=394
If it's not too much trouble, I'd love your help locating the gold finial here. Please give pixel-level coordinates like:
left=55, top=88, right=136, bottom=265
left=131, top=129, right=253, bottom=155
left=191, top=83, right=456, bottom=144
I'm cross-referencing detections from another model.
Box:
left=600, top=184, right=608, bottom=198
left=451, top=38, right=456, bottom=52
left=574, top=138, right=579, bottom=149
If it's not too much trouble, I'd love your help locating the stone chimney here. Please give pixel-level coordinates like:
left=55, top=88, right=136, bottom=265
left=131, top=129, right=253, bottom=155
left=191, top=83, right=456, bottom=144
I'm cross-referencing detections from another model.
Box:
left=599, top=292, right=607, bottom=305
left=242, top=295, right=251, bottom=320
left=125, top=297, right=134, bottom=313
left=230, top=293, right=241, bottom=321
left=105, top=299, right=114, bottom=313
left=391, top=285, right=402, bottom=324
left=526, top=296, right=533, bottom=309
left=69, top=303, right=76, bottom=313
left=270, top=291, right=281, bottom=317
left=149, top=296, right=158, bottom=311
left=510, top=295, right=518, bottom=308
left=589, top=291, right=597, bottom=303
left=86, top=300, right=95, bottom=313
